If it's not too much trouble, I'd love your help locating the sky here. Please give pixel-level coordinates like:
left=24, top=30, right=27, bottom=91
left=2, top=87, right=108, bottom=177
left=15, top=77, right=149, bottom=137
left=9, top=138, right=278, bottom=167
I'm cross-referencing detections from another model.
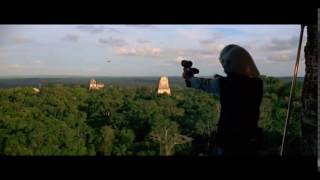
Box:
left=0, top=25, right=307, bottom=77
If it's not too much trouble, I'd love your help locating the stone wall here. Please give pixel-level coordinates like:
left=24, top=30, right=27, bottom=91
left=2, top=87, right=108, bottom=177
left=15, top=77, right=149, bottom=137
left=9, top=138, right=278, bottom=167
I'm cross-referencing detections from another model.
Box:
left=301, top=25, right=317, bottom=156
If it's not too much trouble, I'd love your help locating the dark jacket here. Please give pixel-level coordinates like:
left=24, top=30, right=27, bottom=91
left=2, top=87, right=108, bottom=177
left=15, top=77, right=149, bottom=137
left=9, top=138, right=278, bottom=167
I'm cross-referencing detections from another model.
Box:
left=216, top=73, right=263, bottom=155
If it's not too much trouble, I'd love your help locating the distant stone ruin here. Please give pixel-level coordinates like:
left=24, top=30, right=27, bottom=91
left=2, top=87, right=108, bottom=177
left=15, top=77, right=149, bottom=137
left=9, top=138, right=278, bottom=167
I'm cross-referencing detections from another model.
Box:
left=157, top=76, right=171, bottom=95
left=33, top=88, right=40, bottom=93
left=89, top=79, right=105, bottom=90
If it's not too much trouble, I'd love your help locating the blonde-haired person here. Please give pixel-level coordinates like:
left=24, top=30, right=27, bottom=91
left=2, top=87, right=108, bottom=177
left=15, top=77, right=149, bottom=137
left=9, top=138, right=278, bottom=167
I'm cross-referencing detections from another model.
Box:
left=182, top=44, right=263, bottom=156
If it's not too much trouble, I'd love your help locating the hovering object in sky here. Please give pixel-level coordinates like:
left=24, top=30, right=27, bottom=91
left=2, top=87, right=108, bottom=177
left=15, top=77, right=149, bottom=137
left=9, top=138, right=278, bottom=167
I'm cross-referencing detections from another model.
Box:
left=106, top=59, right=111, bottom=63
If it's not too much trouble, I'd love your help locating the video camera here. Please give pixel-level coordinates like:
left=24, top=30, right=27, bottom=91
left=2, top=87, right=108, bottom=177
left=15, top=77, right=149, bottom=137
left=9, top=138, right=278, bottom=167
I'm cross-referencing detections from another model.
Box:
left=181, top=60, right=199, bottom=76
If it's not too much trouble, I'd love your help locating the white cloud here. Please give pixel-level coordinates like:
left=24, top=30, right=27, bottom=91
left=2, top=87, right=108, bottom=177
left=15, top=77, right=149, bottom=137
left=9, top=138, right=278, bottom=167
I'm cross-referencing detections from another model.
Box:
left=163, top=48, right=219, bottom=62
left=125, top=25, right=159, bottom=30
left=258, top=36, right=299, bottom=51
left=77, top=25, right=122, bottom=34
left=5, top=63, right=23, bottom=69
left=115, top=46, right=219, bottom=62
left=200, top=42, right=225, bottom=55
left=175, top=56, right=189, bottom=63
left=175, top=27, right=212, bottom=42
left=32, top=60, right=44, bottom=65
left=0, top=48, right=7, bottom=58
left=116, top=47, right=136, bottom=56
left=62, top=34, right=79, bottom=42
left=12, top=36, right=33, bottom=44
left=267, top=50, right=295, bottom=62
left=116, top=47, right=161, bottom=57
left=137, top=39, right=150, bottom=44
left=217, top=25, right=300, bottom=39
left=151, top=48, right=161, bottom=56
left=99, top=37, right=127, bottom=47
left=77, top=25, right=105, bottom=34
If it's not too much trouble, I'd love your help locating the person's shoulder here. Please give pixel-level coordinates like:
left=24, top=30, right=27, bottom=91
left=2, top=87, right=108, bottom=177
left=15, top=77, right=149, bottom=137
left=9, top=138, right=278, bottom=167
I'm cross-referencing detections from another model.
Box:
left=253, top=77, right=264, bottom=85
left=246, top=77, right=263, bottom=86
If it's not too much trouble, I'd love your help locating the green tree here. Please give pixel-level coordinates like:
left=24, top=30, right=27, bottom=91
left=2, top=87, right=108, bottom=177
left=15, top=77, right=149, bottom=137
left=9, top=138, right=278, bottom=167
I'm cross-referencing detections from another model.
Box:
left=150, top=120, right=192, bottom=156
left=112, top=129, right=135, bottom=155
left=98, top=126, right=115, bottom=156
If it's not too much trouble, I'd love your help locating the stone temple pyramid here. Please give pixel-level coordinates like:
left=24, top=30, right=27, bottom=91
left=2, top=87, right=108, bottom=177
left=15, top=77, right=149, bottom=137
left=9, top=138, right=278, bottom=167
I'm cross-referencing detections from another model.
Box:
left=157, top=76, right=171, bottom=96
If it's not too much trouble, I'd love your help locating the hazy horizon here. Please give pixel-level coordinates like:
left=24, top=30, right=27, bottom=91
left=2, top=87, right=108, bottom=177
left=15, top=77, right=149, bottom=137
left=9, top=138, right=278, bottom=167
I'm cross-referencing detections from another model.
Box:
left=0, top=74, right=305, bottom=79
